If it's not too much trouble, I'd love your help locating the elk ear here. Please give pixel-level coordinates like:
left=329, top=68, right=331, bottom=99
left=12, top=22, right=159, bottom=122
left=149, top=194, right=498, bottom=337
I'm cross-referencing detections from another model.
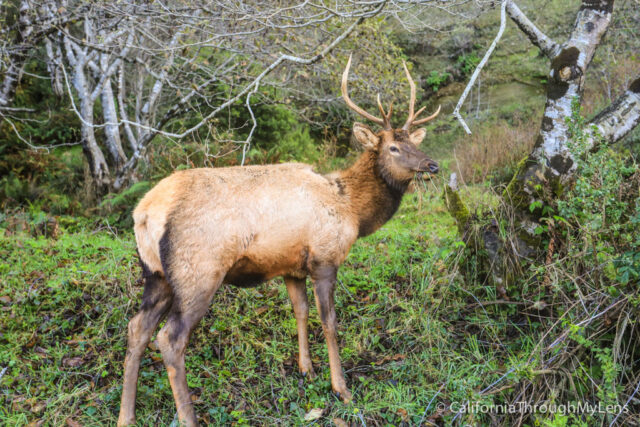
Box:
left=352, top=122, right=380, bottom=151
left=409, top=128, right=427, bottom=146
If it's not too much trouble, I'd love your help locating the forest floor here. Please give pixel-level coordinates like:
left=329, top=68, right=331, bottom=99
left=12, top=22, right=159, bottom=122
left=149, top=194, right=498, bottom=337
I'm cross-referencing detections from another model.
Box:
left=0, top=184, right=546, bottom=426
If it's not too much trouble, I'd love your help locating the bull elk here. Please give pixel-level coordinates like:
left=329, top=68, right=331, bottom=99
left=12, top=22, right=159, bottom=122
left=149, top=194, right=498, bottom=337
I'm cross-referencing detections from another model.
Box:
left=117, top=55, right=440, bottom=426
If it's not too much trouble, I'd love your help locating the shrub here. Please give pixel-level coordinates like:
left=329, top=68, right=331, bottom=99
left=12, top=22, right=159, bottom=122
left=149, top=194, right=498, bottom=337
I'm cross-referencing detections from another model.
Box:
left=99, top=181, right=153, bottom=228
left=499, top=102, right=640, bottom=425
left=425, top=70, right=452, bottom=92
left=246, top=103, right=320, bottom=164
left=456, top=53, right=480, bottom=77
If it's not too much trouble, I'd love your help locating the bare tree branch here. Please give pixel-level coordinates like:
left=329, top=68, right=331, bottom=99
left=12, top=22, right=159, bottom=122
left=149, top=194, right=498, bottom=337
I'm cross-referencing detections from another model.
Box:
left=111, top=3, right=383, bottom=190
left=505, top=0, right=560, bottom=58
left=0, top=0, right=33, bottom=106
left=588, top=77, right=640, bottom=147
left=453, top=0, right=507, bottom=134
left=1, top=0, right=494, bottom=193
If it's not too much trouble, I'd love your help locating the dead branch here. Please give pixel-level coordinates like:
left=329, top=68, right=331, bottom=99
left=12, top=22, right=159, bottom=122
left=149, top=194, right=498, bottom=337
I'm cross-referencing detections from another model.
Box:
left=453, top=0, right=507, bottom=134
left=505, top=0, right=560, bottom=58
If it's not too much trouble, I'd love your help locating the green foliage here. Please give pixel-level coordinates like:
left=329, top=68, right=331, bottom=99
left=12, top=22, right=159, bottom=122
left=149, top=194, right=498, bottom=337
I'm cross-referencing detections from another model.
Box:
left=99, top=181, right=153, bottom=228
left=247, top=103, right=320, bottom=164
left=0, top=57, right=85, bottom=213
left=0, top=145, right=85, bottom=214
left=557, top=98, right=640, bottom=286
left=425, top=70, right=451, bottom=91
left=514, top=99, right=640, bottom=425
left=0, top=192, right=533, bottom=426
left=456, top=53, right=480, bottom=76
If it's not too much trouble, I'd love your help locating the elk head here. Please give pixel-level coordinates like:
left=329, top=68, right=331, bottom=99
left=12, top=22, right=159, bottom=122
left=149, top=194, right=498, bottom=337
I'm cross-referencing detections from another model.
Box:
left=342, top=55, right=440, bottom=184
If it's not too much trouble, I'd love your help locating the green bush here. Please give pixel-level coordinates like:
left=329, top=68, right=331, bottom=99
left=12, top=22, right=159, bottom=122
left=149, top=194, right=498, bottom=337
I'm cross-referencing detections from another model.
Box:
left=556, top=101, right=640, bottom=287
left=456, top=53, right=480, bottom=76
left=507, top=100, right=640, bottom=425
left=425, top=70, right=451, bottom=92
left=99, top=181, right=153, bottom=228
left=247, top=103, right=320, bottom=164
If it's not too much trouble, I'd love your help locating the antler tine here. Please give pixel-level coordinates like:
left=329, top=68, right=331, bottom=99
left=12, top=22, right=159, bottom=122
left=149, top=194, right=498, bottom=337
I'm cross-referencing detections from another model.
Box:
left=402, top=61, right=416, bottom=118
left=341, top=54, right=386, bottom=127
left=412, top=104, right=441, bottom=126
left=376, top=93, right=393, bottom=130
left=402, top=60, right=441, bottom=129
left=402, top=61, right=416, bottom=126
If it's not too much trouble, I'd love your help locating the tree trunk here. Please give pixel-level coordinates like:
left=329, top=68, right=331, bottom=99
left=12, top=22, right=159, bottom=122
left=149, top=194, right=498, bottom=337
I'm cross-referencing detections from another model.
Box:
left=0, top=0, right=33, bottom=107
left=72, top=60, right=111, bottom=191
left=504, top=0, right=614, bottom=255
left=446, top=0, right=640, bottom=284
left=79, top=95, right=110, bottom=191
left=100, top=76, right=126, bottom=168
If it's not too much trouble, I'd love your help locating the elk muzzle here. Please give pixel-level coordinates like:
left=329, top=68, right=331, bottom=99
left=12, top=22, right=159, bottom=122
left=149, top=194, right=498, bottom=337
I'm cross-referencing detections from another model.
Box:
left=401, top=144, right=439, bottom=175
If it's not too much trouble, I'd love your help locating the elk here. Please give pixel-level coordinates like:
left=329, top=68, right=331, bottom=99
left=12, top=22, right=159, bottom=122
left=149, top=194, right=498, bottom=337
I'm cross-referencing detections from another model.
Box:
left=117, top=55, right=440, bottom=426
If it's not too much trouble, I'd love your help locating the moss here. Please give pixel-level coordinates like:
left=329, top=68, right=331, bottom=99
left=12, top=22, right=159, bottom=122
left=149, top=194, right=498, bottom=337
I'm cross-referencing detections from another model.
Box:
left=517, top=225, right=543, bottom=249
left=552, top=176, right=565, bottom=198
left=502, top=155, right=531, bottom=208
left=442, top=184, right=470, bottom=234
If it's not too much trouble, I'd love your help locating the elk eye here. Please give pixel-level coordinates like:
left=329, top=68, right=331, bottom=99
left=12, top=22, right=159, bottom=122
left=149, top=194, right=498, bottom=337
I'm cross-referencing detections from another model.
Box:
left=390, top=146, right=399, bottom=153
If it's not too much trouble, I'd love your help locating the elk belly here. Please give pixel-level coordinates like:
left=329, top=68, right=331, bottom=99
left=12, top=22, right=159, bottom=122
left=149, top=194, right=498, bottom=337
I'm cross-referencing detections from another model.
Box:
left=223, top=245, right=309, bottom=288
left=223, top=257, right=268, bottom=287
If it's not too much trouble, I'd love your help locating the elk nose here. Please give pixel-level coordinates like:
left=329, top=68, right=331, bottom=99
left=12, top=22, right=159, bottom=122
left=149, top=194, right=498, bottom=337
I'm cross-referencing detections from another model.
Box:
left=429, top=163, right=439, bottom=174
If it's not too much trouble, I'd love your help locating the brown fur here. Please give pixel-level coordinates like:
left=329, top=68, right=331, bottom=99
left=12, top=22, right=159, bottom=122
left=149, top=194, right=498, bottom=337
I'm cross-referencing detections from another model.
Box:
left=117, top=123, right=438, bottom=426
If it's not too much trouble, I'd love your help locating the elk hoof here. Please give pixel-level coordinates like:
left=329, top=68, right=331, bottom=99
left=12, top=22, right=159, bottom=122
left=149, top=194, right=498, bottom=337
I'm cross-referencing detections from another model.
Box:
left=301, top=368, right=316, bottom=379
left=334, top=389, right=353, bottom=403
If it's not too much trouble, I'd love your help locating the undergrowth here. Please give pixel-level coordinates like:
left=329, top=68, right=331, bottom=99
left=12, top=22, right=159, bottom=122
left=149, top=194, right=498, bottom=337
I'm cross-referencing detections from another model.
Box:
left=0, top=186, right=547, bottom=426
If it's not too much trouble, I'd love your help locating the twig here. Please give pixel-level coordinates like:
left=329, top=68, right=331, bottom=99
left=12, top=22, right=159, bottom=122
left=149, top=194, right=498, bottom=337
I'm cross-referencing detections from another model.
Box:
left=453, top=0, right=507, bottom=134
left=418, top=383, right=445, bottom=426
left=466, top=299, right=527, bottom=308
left=357, top=411, right=367, bottom=427
left=610, top=377, right=640, bottom=426
left=452, top=365, right=518, bottom=422
left=0, top=106, right=35, bottom=112
left=242, top=83, right=259, bottom=166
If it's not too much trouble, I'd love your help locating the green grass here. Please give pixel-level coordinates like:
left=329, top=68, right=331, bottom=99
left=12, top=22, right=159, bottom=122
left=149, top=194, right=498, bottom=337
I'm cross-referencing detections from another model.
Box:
left=1, top=188, right=539, bottom=426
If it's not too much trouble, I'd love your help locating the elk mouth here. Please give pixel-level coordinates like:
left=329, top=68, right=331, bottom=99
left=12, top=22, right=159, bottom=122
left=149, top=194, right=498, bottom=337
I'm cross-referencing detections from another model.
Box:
left=414, top=161, right=439, bottom=179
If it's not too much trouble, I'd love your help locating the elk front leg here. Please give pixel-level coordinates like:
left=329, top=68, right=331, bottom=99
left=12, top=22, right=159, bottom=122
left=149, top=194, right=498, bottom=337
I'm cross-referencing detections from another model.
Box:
left=284, top=276, right=315, bottom=377
left=311, top=265, right=352, bottom=403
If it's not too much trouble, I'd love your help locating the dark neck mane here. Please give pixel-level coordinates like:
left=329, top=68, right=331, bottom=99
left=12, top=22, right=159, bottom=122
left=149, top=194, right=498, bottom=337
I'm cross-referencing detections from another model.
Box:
left=334, top=150, right=410, bottom=237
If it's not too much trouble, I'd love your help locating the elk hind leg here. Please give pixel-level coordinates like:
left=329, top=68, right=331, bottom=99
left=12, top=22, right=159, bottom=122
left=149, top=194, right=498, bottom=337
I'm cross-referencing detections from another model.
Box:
left=157, top=274, right=223, bottom=427
left=118, top=269, right=173, bottom=426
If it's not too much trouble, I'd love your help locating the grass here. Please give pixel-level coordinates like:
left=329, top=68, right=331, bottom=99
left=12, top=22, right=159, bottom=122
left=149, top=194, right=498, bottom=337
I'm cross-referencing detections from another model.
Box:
left=0, top=185, right=590, bottom=426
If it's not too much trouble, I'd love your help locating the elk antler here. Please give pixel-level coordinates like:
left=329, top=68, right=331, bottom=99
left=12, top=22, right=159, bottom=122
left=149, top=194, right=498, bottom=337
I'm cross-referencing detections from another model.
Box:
left=401, top=61, right=441, bottom=130
left=342, top=54, right=392, bottom=130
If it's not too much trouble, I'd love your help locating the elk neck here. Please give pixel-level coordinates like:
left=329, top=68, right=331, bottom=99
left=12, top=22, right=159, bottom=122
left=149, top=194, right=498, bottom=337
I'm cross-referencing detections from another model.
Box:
left=334, top=150, right=410, bottom=237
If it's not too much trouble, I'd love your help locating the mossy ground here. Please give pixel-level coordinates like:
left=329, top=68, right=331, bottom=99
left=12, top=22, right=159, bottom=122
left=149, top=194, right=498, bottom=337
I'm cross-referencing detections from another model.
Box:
left=0, top=187, right=542, bottom=426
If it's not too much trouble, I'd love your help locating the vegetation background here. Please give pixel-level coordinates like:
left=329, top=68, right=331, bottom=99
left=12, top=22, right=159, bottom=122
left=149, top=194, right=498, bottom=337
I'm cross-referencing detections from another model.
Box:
left=1, top=0, right=639, bottom=425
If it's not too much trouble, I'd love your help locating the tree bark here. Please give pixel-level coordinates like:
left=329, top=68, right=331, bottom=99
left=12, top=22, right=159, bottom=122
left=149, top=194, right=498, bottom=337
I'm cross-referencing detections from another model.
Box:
left=501, top=0, right=618, bottom=257
left=77, top=69, right=110, bottom=190
left=448, top=1, right=640, bottom=284
left=0, top=0, right=33, bottom=107
left=99, top=51, right=126, bottom=168
left=588, top=77, right=640, bottom=148
left=64, top=35, right=111, bottom=191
